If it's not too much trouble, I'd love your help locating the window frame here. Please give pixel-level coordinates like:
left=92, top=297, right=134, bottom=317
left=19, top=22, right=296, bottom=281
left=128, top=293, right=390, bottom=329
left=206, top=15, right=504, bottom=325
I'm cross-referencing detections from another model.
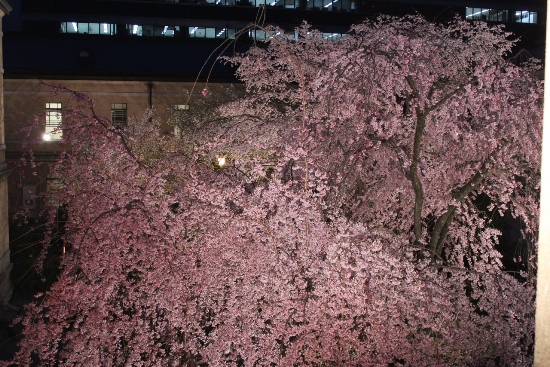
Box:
left=45, top=102, right=63, bottom=141
left=111, top=103, right=128, bottom=128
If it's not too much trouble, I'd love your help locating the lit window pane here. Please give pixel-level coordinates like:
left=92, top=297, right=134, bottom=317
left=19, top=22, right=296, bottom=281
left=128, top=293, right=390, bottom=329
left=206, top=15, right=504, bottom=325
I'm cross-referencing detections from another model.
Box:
left=45, top=103, right=62, bottom=141
left=129, top=24, right=142, bottom=36
left=101, top=23, right=116, bottom=35
left=79, top=22, right=90, bottom=34
left=205, top=28, right=216, bottom=38
left=194, top=27, right=206, bottom=37
left=516, top=11, right=537, bottom=24
left=88, top=23, right=100, bottom=34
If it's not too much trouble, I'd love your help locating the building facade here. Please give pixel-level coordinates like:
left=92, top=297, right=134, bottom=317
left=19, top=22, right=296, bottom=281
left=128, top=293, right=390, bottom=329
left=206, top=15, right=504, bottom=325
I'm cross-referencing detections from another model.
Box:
left=4, top=79, right=239, bottom=216
left=1, top=0, right=546, bottom=234
left=0, top=0, right=11, bottom=306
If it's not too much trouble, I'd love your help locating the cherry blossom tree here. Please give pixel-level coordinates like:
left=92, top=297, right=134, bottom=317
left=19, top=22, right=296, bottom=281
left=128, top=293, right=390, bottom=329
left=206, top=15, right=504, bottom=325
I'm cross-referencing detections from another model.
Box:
left=6, top=15, right=542, bottom=366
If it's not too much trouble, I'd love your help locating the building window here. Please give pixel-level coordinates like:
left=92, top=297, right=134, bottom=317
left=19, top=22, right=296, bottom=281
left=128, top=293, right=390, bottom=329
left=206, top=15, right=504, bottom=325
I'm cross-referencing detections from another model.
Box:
left=61, top=22, right=117, bottom=35
left=111, top=103, right=128, bottom=128
left=322, top=33, right=344, bottom=41
left=127, top=25, right=180, bottom=37
left=466, top=7, right=536, bottom=24
left=169, top=104, right=189, bottom=137
left=44, top=103, right=62, bottom=141
left=47, top=176, right=63, bottom=207
left=188, top=27, right=238, bottom=39
left=515, top=11, right=537, bottom=24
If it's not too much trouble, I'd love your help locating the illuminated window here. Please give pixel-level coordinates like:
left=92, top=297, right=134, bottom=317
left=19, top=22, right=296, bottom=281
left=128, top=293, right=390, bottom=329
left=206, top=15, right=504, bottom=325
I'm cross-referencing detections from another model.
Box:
left=127, top=25, right=179, bottom=37
left=162, top=26, right=179, bottom=36
left=188, top=27, right=221, bottom=38
left=515, top=11, right=537, bottom=24
left=466, top=7, right=485, bottom=21
left=248, top=29, right=272, bottom=40
left=323, top=33, right=344, bottom=41
left=61, top=22, right=116, bottom=35
left=44, top=103, right=62, bottom=141
left=466, top=7, right=536, bottom=24
left=111, top=103, right=128, bottom=128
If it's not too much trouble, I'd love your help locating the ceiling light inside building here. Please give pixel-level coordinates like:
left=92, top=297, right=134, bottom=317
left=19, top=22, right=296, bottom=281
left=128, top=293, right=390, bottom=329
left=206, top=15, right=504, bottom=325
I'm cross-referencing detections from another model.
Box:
left=466, top=9, right=489, bottom=18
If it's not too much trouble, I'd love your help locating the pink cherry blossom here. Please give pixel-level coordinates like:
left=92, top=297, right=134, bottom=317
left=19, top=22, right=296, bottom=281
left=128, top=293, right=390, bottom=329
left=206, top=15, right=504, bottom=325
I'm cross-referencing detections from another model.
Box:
left=6, top=16, right=541, bottom=366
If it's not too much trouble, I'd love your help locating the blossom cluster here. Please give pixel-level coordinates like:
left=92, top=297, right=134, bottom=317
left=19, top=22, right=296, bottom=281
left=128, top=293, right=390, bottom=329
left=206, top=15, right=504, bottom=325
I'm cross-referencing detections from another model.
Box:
left=6, top=16, right=541, bottom=366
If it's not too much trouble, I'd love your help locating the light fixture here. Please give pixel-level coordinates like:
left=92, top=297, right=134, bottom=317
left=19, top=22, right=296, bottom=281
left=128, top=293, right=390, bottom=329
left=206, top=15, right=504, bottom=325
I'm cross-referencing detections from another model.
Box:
left=72, top=22, right=78, bottom=32
left=103, top=23, right=108, bottom=33
left=132, top=25, right=138, bottom=34
left=466, top=9, right=490, bottom=18
left=217, top=155, right=227, bottom=167
left=43, top=133, right=51, bottom=141
left=174, top=104, right=190, bottom=111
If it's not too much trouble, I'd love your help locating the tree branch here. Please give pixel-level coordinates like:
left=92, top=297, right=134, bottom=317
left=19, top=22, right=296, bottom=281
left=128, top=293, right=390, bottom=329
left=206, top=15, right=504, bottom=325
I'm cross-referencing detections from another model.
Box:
left=410, top=108, right=426, bottom=245
left=429, top=162, right=492, bottom=258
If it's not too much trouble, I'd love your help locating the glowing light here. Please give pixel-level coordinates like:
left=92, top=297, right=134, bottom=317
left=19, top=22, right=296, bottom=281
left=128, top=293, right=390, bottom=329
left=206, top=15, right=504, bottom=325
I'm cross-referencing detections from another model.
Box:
left=217, top=28, right=226, bottom=37
left=43, top=133, right=51, bottom=141
left=103, top=23, right=108, bottom=33
left=324, top=33, right=340, bottom=40
left=162, top=26, right=168, bottom=35
left=72, top=22, right=78, bottom=32
left=466, top=9, right=489, bottom=18
left=132, top=25, right=138, bottom=34
left=217, top=156, right=227, bottom=167
left=190, top=27, right=198, bottom=35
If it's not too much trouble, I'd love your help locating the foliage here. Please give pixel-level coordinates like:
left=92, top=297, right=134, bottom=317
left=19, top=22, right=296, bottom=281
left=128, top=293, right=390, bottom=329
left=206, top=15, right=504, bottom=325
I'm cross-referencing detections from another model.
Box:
left=5, top=16, right=542, bottom=366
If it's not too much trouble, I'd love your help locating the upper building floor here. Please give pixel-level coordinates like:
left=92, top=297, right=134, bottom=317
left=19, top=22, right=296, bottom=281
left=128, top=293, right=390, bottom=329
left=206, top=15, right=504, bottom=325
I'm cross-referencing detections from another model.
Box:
left=2, top=0, right=546, bottom=80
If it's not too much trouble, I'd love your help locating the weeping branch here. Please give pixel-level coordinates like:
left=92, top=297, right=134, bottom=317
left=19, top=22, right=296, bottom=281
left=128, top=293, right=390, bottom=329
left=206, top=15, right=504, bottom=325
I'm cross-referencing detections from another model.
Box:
left=429, top=164, right=492, bottom=260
